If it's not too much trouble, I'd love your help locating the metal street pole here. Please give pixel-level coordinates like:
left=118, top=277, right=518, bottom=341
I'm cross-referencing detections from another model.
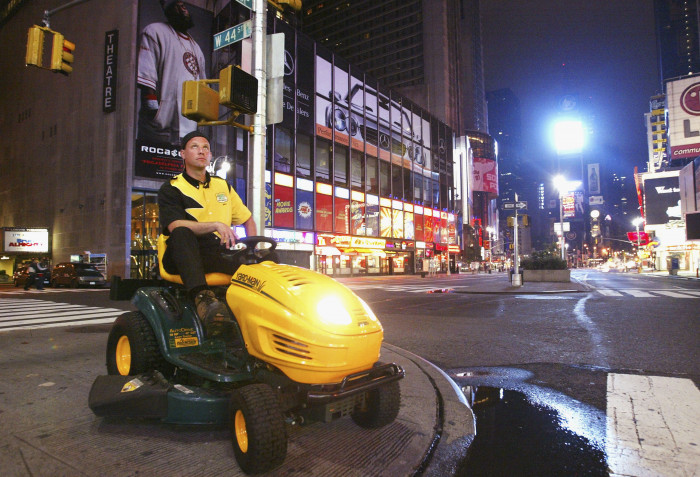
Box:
left=250, top=0, right=267, bottom=234
left=512, top=193, right=521, bottom=286
left=559, top=193, right=566, bottom=261
left=635, top=222, right=641, bottom=273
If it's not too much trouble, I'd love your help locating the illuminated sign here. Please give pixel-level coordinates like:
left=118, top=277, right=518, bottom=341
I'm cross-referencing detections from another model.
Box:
left=3, top=228, right=49, bottom=253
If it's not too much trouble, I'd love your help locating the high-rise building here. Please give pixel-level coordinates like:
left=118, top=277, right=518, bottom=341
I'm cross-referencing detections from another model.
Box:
left=301, top=0, right=488, bottom=134
left=654, top=0, right=700, bottom=86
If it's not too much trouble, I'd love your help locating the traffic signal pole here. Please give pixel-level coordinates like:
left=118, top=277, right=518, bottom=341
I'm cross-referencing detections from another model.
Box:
left=250, top=0, right=268, bottom=235
left=42, top=0, right=91, bottom=28
left=512, top=192, right=522, bottom=286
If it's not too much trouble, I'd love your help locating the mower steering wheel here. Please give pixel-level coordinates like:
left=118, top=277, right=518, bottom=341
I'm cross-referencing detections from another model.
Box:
left=237, top=236, right=277, bottom=264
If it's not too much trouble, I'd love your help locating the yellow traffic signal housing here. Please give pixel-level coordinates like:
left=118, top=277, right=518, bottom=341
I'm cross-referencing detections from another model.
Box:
left=507, top=216, right=514, bottom=227
left=219, top=65, right=258, bottom=115
left=50, top=33, right=75, bottom=75
left=182, top=80, right=220, bottom=122
left=26, top=26, right=45, bottom=67
left=522, top=215, right=529, bottom=227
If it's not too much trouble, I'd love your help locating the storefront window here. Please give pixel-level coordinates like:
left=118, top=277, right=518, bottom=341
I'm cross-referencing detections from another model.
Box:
left=130, top=192, right=159, bottom=279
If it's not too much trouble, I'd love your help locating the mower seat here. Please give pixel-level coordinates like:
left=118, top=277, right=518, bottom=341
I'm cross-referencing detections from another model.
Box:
left=157, top=234, right=233, bottom=286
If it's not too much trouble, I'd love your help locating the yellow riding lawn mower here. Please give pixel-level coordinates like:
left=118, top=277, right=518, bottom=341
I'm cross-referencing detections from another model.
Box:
left=89, top=236, right=404, bottom=474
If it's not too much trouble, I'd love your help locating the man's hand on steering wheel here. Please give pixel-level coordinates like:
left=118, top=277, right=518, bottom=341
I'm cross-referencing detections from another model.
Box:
left=213, top=222, right=238, bottom=249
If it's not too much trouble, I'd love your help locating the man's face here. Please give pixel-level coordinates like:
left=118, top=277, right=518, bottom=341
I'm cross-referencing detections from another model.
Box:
left=166, top=1, right=194, bottom=32
left=181, top=137, right=211, bottom=172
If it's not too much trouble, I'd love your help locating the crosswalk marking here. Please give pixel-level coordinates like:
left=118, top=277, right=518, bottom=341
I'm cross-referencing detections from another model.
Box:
left=607, top=374, right=700, bottom=476
left=0, top=288, right=107, bottom=296
left=598, top=289, right=623, bottom=296
left=654, top=290, right=698, bottom=298
left=0, top=299, right=123, bottom=332
left=624, top=289, right=655, bottom=297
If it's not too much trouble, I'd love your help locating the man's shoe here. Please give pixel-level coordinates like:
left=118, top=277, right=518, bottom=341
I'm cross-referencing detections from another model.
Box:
left=194, top=289, right=230, bottom=338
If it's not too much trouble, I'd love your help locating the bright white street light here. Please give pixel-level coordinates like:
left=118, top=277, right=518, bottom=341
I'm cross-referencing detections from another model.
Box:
left=553, top=120, right=585, bottom=155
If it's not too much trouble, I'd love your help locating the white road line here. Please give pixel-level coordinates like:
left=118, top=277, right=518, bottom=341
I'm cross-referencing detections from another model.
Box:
left=598, top=289, right=623, bottom=296
left=606, top=374, right=700, bottom=477
left=655, top=290, right=700, bottom=298
left=0, top=299, right=123, bottom=332
left=624, top=289, right=655, bottom=297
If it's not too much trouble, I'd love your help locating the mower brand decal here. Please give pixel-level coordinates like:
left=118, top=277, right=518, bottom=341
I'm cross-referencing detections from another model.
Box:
left=121, top=378, right=144, bottom=393
left=234, top=272, right=266, bottom=292
left=174, top=384, right=194, bottom=394
left=169, top=327, right=199, bottom=348
left=216, top=193, right=228, bottom=203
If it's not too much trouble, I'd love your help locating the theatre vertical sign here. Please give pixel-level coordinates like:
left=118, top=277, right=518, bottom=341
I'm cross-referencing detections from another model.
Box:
left=103, top=30, right=118, bottom=113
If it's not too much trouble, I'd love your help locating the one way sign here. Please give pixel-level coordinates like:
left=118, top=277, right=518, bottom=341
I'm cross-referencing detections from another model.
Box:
left=503, top=201, right=527, bottom=210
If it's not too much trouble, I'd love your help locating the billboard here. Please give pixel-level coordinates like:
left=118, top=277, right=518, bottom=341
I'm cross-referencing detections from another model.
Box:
left=3, top=228, right=49, bottom=253
left=134, top=1, right=213, bottom=178
left=644, top=176, right=681, bottom=225
left=667, top=76, right=700, bottom=160
left=472, top=157, right=498, bottom=194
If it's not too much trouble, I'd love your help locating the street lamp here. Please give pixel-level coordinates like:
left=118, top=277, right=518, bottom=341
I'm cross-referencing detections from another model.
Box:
left=632, top=217, right=643, bottom=273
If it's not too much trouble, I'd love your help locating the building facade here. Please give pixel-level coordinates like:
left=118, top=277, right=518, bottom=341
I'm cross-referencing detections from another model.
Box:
left=0, top=0, right=465, bottom=279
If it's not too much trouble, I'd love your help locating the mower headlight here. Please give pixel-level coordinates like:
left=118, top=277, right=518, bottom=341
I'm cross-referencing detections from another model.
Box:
left=316, top=296, right=352, bottom=326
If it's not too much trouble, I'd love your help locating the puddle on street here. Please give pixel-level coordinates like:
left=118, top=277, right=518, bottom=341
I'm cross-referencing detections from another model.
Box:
left=456, top=386, right=608, bottom=476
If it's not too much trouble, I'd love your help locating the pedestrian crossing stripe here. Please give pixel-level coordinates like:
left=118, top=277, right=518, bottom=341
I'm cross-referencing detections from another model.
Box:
left=0, top=288, right=107, bottom=295
left=0, top=299, right=124, bottom=332
left=595, top=289, right=700, bottom=298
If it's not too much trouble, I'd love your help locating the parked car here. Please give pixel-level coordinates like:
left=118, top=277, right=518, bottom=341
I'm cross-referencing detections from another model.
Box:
left=13, top=264, right=51, bottom=288
left=51, top=262, right=106, bottom=288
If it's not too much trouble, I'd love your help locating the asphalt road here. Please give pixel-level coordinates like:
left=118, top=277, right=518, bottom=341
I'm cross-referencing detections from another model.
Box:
left=1, top=269, right=698, bottom=475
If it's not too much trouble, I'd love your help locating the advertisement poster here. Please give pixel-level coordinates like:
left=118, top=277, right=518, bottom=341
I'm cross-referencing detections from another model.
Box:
left=380, top=207, right=392, bottom=237
left=315, top=190, right=333, bottom=232
left=645, top=176, right=681, bottom=225
left=134, top=0, right=213, bottom=178
left=273, top=183, right=294, bottom=228
left=404, top=212, right=415, bottom=240
left=424, top=215, right=434, bottom=243
left=392, top=209, right=404, bottom=238
left=296, top=188, right=314, bottom=230
left=667, top=77, right=700, bottom=160
left=414, top=213, right=424, bottom=241
left=335, top=197, right=349, bottom=233
left=264, top=181, right=272, bottom=227
left=351, top=201, right=366, bottom=235
left=472, top=157, right=498, bottom=194
left=366, top=203, right=379, bottom=236
left=562, top=194, right=576, bottom=218
left=588, top=163, right=601, bottom=195
left=3, top=228, right=49, bottom=253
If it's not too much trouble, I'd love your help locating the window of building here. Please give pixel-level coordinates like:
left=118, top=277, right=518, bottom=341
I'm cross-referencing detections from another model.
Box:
left=380, top=160, right=390, bottom=197
left=316, top=138, right=331, bottom=182
left=350, top=149, right=364, bottom=190
left=414, top=173, right=423, bottom=203
left=392, top=163, right=402, bottom=199
left=274, top=126, right=293, bottom=173
left=334, top=143, right=348, bottom=185
left=403, top=168, right=412, bottom=201
left=297, top=133, right=312, bottom=179
left=366, top=156, right=378, bottom=194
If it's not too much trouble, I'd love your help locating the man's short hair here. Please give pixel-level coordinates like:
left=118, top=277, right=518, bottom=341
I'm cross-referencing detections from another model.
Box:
left=181, top=130, right=210, bottom=149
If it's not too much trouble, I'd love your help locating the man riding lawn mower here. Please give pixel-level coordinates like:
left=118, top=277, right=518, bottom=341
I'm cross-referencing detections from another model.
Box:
left=89, top=236, right=404, bottom=474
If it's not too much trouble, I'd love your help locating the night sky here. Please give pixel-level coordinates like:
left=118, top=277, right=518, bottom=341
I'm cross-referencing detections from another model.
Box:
left=481, top=0, right=660, bottom=175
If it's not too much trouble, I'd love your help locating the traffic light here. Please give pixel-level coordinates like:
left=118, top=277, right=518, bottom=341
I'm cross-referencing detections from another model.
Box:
left=522, top=215, right=529, bottom=227
left=182, top=80, right=220, bottom=121
left=26, top=26, right=45, bottom=67
left=507, top=216, right=514, bottom=227
left=50, top=33, right=75, bottom=75
left=219, top=65, right=258, bottom=115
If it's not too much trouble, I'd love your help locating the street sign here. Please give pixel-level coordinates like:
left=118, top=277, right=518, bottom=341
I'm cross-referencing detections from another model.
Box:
left=214, top=20, right=252, bottom=50
left=235, top=0, right=253, bottom=9
left=502, top=201, right=527, bottom=210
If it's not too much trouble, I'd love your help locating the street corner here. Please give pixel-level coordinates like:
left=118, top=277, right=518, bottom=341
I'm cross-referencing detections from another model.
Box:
left=381, top=343, right=476, bottom=475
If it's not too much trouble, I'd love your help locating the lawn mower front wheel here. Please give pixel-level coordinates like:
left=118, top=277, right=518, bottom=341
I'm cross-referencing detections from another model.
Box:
left=229, top=384, right=287, bottom=474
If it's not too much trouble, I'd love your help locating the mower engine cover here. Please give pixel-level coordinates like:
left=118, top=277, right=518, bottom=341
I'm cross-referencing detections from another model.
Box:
left=226, top=262, right=384, bottom=384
